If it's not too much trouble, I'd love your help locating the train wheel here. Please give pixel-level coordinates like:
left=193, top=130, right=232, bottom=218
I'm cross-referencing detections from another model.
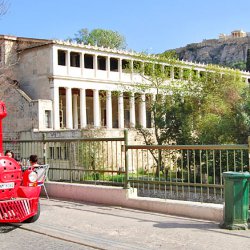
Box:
left=24, top=201, right=40, bottom=223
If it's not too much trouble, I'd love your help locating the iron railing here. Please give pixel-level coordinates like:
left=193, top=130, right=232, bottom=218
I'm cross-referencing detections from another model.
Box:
left=3, top=131, right=250, bottom=203
left=4, top=136, right=126, bottom=186
left=125, top=143, right=249, bottom=203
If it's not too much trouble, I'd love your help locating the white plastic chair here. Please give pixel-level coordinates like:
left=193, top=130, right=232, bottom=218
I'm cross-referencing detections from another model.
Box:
left=34, top=164, right=50, bottom=199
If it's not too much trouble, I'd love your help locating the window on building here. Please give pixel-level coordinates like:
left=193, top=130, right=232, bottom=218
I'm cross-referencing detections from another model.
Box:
left=133, top=61, right=142, bottom=72
left=110, top=57, right=118, bottom=71
left=0, top=47, right=2, bottom=63
left=84, top=54, right=94, bottom=69
left=144, top=63, right=153, bottom=76
left=44, top=110, right=52, bottom=128
left=70, top=52, right=80, bottom=67
left=97, top=56, right=106, bottom=70
left=49, top=147, right=55, bottom=159
left=199, top=71, right=206, bottom=79
left=183, top=68, right=190, bottom=80
left=174, top=67, right=181, bottom=79
left=164, top=66, right=171, bottom=78
left=49, top=146, right=68, bottom=160
left=58, top=50, right=66, bottom=66
left=191, top=70, right=198, bottom=80
left=154, top=64, right=162, bottom=74
left=122, top=59, right=130, bottom=73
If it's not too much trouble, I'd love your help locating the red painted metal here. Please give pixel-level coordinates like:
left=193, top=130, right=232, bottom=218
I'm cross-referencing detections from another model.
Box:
left=0, top=197, right=39, bottom=223
left=0, top=156, right=22, bottom=200
left=0, top=101, right=42, bottom=223
left=0, top=101, right=7, bottom=156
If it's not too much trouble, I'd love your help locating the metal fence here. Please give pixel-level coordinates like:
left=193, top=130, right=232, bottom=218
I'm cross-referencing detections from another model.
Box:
left=125, top=144, right=249, bottom=203
left=4, top=131, right=250, bottom=204
left=4, top=137, right=126, bottom=186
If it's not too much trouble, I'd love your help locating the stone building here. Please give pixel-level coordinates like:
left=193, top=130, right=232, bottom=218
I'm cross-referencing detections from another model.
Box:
left=219, top=29, right=248, bottom=40
left=1, top=34, right=250, bottom=140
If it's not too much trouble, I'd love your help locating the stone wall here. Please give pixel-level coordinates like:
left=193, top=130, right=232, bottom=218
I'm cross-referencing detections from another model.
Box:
left=1, top=87, right=35, bottom=139
left=14, top=45, right=52, bottom=100
left=1, top=87, right=52, bottom=139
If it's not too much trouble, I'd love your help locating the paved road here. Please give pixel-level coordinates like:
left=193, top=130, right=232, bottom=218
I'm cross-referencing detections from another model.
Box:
left=1, top=198, right=250, bottom=250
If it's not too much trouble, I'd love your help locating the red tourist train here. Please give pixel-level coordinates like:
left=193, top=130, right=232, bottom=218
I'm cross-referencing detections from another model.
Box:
left=0, top=101, right=41, bottom=223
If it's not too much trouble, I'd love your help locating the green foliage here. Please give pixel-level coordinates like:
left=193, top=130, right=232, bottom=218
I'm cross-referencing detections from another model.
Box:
left=78, top=141, right=103, bottom=172
left=246, top=49, right=250, bottom=72
left=159, top=50, right=178, bottom=60
left=71, top=28, right=127, bottom=50
left=227, top=61, right=246, bottom=71
left=131, top=53, right=250, bottom=148
left=197, top=67, right=248, bottom=144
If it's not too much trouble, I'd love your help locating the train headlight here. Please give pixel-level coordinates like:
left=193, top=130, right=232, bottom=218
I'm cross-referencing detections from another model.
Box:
left=28, top=172, right=38, bottom=183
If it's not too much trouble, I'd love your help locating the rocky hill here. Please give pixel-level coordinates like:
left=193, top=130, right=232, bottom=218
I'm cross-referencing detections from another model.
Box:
left=171, top=36, right=250, bottom=70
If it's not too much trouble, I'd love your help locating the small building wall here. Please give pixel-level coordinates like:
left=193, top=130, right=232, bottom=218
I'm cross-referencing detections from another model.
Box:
left=14, top=46, right=52, bottom=100
left=1, top=86, right=53, bottom=138
left=2, top=87, right=35, bottom=139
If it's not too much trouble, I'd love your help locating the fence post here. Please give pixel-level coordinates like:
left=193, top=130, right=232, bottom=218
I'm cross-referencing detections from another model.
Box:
left=248, top=136, right=250, bottom=223
left=124, top=129, right=130, bottom=189
left=248, top=136, right=250, bottom=172
left=42, top=133, right=47, bottom=165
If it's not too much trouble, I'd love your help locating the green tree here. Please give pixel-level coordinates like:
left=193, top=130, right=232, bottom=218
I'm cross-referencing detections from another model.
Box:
left=246, top=49, right=250, bottom=72
left=71, top=28, right=127, bottom=50
left=227, top=61, right=246, bottom=71
left=197, top=67, right=248, bottom=144
left=128, top=53, right=250, bottom=176
left=127, top=53, right=199, bottom=176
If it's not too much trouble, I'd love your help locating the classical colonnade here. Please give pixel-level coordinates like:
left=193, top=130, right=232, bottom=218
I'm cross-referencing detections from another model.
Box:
left=52, top=86, right=149, bottom=130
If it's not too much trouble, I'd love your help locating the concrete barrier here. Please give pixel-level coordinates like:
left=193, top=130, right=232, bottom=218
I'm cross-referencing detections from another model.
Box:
left=42, top=181, right=223, bottom=222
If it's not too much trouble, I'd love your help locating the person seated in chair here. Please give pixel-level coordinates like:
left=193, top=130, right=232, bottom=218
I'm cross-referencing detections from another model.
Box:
left=29, top=154, right=39, bottom=168
left=29, top=154, right=46, bottom=185
left=5, top=150, right=14, bottom=158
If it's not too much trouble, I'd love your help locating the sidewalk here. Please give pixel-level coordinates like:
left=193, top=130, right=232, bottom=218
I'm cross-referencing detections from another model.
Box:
left=22, top=198, right=250, bottom=250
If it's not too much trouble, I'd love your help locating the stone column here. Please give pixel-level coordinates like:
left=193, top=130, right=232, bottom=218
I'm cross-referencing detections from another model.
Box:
left=170, top=67, right=174, bottom=79
left=106, top=90, right=112, bottom=129
left=65, top=87, right=73, bottom=129
left=179, top=68, right=183, bottom=79
left=73, top=94, right=78, bottom=129
left=139, top=93, right=146, bottom=128
left=93, top=89, right=100, bottom=127
left=80, top=88, right=87, bottom=128
left=94, top=55, right=97, bottom=77
left=151, top=94, right=156, bottom=128
left=67, top=51, right=70, bottom=74
left=107, top=56, right=110, bottom=78
left=52, top=86, right=60, bottom=130
left=129, top=93, right=135, bottom=128
left=118, top=58, right=122, bottom=80
left=81, top=52, right=85, bottom=76
left=118, top=92, right=124, bottom=128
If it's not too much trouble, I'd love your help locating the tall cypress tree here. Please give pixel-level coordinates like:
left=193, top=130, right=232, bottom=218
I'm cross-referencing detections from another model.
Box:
left=246, top=48, right=250, bottom=72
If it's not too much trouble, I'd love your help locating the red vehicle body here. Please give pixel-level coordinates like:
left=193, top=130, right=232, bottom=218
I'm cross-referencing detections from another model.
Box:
left=0, top=101, right=41, bottom=223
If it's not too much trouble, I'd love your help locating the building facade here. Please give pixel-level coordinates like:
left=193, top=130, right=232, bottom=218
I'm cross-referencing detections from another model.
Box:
left=1, top=35, right=250, bottom=138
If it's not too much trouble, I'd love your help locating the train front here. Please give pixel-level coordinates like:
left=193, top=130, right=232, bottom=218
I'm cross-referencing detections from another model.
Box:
left=0, top=101, right=41, bottom=223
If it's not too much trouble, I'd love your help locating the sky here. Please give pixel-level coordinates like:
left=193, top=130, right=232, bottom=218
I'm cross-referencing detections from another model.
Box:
left=1, top=0, right=250, bottom=54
